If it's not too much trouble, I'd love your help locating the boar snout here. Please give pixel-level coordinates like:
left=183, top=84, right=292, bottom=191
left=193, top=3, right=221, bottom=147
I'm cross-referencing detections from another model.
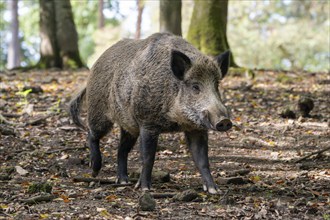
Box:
left=201, top=110, right=232, bottom=132
left=215, top=118, right=232, bottom=132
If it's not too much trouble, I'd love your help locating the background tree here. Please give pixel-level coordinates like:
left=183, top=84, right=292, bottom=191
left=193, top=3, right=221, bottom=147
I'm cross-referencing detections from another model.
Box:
left=39, top=0, right=83, bottom=69
left=98, top=0, right=105, bottom=29
left=187, top=0, right=236, bottom=66
left=7, top=0, right=20, bottom=69
left=135, top=0, right=144, bottom=39
left=159, top=0, right=182, bottom=36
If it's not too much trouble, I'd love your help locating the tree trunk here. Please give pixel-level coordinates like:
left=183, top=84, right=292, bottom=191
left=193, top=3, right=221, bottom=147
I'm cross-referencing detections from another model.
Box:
left=39, top=0, right=61, bottom=68
left=7, top=0, right=20, bottom=69
left=98, top=0, right=104, bottom=29
left=159, top=0, right=182, bottom=36
left=135, top=0, right=144, bottom=39
left=39, top=0, right=83, bottom=69
left=187, top=0, right=236, bottom=66
left=54, top=0, right=83, bottom=68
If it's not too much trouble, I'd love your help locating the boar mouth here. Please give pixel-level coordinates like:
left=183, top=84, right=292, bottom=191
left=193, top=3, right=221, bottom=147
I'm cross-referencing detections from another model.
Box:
left=200, top=110, right=216, bottom=130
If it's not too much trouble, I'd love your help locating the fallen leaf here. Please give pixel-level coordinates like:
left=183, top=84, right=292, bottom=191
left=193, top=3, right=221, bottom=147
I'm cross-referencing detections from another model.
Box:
left=105, top=195, right=117, bottom=202
left=60, top=194, right=70, bottom=203
left=39, top=214, right=49, bottom=219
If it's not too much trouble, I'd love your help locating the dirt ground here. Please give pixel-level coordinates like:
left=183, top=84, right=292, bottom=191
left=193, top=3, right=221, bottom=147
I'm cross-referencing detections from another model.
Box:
left=0, top=68, right=329, bottom=219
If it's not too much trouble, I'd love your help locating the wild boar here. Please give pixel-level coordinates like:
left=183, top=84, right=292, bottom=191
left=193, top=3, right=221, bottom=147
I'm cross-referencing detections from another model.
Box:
left=69, top=32, right=232, bottom=194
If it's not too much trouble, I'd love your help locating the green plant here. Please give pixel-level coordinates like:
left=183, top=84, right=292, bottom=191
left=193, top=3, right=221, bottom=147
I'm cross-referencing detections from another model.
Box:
left=15, top=89, right=32, bottom=106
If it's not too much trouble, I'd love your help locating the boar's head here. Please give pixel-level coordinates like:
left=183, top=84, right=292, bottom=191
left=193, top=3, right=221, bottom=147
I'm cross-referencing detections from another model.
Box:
left=169, top=50, right=232, bottom=132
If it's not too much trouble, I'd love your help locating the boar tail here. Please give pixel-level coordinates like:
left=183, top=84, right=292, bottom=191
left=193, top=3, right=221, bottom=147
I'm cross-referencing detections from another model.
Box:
left=69, top=87, right=87, bottom=130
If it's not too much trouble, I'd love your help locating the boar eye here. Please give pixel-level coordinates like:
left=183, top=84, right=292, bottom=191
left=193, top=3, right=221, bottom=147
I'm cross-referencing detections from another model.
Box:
left=192, top=83, right=201, bottom=93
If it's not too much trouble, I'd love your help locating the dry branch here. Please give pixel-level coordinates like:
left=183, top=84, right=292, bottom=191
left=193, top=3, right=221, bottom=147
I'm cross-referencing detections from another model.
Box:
left=72, top=177, right=116, bottom=184
left=21, top=194, right=55, bottom=205
left=25, top=113, right=53, bottom=126
left=151, top=193, right=176, bottom=199
left=0, top=113, right=23, bottom=126
left=295, top=146, right=330, bottom=163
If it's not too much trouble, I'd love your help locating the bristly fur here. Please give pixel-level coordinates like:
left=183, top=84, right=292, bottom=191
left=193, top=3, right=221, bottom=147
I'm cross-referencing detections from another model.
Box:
left=69, top=87, right=87, bottom=130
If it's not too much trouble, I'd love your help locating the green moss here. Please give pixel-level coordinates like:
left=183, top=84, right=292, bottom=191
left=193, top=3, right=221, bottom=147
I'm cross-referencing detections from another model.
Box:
left=61, top=52, right=84, bottom=69
left=27, top=182, right=52, bottom=194
left=187, top=0, right=237, bottom=67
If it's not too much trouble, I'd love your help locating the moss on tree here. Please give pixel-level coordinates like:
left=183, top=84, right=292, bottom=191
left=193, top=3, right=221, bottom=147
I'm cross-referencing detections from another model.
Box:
left=187, top=0, right=237, bottom=67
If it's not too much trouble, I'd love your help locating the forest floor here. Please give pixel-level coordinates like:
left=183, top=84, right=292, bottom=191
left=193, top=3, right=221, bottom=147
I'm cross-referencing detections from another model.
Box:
left=0, top=68, right=329, bottom=219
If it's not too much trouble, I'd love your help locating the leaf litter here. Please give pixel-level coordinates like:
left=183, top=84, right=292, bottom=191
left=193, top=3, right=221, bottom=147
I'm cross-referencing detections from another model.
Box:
left=0, top=69, right=329, bottom=219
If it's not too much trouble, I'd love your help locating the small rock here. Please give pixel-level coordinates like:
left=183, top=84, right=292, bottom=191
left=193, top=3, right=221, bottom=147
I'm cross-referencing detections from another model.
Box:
left=22, top=86, right=43, bottom=94
left=0, top=99, right=7, bottom=109
left=0, top=125, right=15, bottom=136
left=298, top=97, right=314, bottom=117
left=15, top=166, right=29, bottom=176
left=279, top=108, right=296, bottom=119
left=130, top=169, right=170, bottom=183
left=139, top=192, right=156, bottom=211
left=0, top=174, right=11, bottom=181
left=173, top=189, right=198, bottom=202
left=298, top=162, right=314, bottom=170
left=227, top=169, right=250, bottom=177
left=152, top=170, right=170, bottom=183
left=67, top=158, right=84, bottom=165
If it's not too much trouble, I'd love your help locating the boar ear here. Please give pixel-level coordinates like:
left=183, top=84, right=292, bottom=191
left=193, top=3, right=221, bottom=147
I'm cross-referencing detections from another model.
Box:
left=171, top=50, right=191, bottom=80
left=216, top=50, right=230, bottom=79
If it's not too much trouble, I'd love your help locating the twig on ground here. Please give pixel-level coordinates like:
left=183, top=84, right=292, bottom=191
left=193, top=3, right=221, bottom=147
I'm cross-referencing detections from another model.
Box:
left=0, top=113, right=23, bottom=126
left=1, top=113, right=22, bottom=118
left=295, top=146, right=330, bottom=163
left=72, top=177, right=116, bottom=184
left=151, top=193, right=176, bottom=199
left=21, top=194, right=55, bottom=205
left=25, top=113, right=54, bottom=126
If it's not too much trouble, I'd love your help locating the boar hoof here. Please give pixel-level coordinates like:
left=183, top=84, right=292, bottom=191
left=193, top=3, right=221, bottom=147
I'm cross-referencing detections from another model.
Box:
left=92, top=170, right=99, bottom=177
left=116, top=178, right=129, bottom=184
left=142, top=187, right=150, bottom=191
left=134, top=178, right=151, bottom=191
left=203, top=184, right=220, bottom=194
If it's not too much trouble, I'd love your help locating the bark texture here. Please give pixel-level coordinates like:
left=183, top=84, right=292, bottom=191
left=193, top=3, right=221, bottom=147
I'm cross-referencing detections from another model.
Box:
left=7, top=0, right=20, bottom=69
left=39, top=0, right=83, bottom=69
left=54, top=0, right=83, bottom=68
left=187, top=0, right=236, bottom=66
left=159, top=0, right=182, bottom=36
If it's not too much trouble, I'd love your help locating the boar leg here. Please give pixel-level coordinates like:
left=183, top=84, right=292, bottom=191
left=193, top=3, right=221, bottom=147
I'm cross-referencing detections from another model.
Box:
left=117, top=128, right=137, bottom=184
left=185, top=130, right=219, bottom=194
left=88, top=119, right=113, bottom=177
left=135, top=128, right=159, bottom=191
